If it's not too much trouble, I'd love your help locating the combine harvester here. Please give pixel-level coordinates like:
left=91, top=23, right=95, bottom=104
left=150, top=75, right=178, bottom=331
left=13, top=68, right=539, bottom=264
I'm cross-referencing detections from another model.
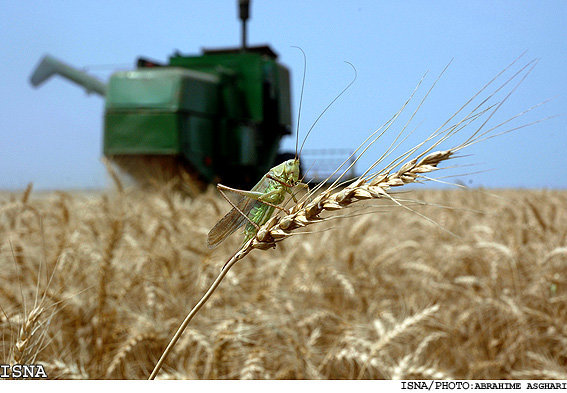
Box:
left=29, top=1, right=305, bottom=193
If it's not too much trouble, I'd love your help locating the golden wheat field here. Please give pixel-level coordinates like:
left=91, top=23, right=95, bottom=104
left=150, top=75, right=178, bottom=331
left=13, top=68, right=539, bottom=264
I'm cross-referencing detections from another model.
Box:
left=0, top=183, right=566, bottom=380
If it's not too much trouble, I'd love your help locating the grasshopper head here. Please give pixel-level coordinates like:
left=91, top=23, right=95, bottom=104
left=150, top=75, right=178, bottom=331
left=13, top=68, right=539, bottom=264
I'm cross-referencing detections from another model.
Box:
left=273, top=158, right=300, bottom=185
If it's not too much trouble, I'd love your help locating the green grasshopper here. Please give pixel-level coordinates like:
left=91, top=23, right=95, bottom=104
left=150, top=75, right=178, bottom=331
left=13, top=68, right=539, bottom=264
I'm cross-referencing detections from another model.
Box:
left=206, top=158, right=302, bottom=249
left=207, top=51, right=356, bottom=250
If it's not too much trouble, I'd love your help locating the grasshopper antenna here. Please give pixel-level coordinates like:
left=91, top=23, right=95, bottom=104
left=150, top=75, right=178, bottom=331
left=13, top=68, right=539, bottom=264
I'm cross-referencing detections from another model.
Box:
left=299, top=61, right=357, bottom=157
left=291, top=46, right=307, bottom=159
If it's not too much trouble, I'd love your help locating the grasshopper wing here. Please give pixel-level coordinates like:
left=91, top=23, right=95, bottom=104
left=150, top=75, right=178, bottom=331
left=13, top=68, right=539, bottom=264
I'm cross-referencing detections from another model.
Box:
left=208, top=176, right=273, bottom=249
left=207, top=201, right=247, bottom=248
left=207, top=194, right=262, bottom=249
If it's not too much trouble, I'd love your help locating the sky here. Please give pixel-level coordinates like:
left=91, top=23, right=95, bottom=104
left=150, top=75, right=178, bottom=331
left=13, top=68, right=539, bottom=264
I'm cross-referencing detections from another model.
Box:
left=1, top=0, right=566, bottom=190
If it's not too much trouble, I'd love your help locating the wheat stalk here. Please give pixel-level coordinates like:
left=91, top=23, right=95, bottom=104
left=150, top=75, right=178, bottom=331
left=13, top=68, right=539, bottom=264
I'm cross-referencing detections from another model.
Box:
left=147, top=148, right=466, bottom=378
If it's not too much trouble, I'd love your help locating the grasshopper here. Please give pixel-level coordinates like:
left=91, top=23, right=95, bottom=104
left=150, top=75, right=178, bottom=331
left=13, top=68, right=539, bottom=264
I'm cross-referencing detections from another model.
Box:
left=207, top=158, right=303, bottom=249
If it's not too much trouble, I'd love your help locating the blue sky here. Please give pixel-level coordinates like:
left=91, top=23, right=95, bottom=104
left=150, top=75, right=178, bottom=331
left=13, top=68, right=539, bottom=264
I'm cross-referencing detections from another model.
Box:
left=1, top=0, right=565, bottom=190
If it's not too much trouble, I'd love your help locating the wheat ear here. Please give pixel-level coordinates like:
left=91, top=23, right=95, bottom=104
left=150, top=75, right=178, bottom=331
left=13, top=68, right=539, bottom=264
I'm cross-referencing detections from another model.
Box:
left=12, top=306, right=44, bottom=366
left=250, top=150, right=455, bottom=248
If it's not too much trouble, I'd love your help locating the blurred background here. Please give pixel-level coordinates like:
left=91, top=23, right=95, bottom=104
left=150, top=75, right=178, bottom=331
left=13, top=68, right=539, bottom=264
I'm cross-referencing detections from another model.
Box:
left=1, top=0, right=565, bottom=190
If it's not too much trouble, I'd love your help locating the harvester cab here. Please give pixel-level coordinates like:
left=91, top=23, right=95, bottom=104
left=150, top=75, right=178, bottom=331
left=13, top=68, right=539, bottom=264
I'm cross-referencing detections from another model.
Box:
left=30, top=0, right=293, bottom=190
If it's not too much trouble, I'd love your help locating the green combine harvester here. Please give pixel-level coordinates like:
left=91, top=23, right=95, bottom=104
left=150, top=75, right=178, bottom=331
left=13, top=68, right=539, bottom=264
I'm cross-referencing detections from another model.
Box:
left=30, top=0, right=294, bottom=191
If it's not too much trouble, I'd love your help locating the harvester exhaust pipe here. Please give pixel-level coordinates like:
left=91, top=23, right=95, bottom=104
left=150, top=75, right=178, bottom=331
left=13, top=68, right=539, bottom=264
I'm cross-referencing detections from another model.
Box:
left=30, top=55, right=107, bottom=96
left=239, top=0, right=250, bottom=51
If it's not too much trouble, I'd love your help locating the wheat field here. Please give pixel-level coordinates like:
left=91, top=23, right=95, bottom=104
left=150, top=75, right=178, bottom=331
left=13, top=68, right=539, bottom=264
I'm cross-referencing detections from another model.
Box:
left=1, top=183, right=566, bottom=380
